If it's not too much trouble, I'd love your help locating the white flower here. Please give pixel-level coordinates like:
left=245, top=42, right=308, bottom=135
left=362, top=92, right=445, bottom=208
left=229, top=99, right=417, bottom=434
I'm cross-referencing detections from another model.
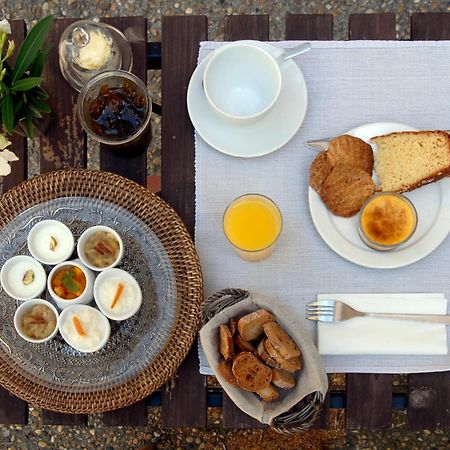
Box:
left=0, top=149, right=18, bottom=176
left=0, top=133, right=11, bottom=150
left=0, top=134, right=18, bottom=176
left=0, top=19, right=11, bottom=35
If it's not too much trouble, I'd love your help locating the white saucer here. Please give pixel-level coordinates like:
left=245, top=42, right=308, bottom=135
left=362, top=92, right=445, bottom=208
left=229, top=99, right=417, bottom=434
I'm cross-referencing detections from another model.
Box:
left=187, top=41, right=308, bottom=158
left=308, top=122, right=450, bottom=269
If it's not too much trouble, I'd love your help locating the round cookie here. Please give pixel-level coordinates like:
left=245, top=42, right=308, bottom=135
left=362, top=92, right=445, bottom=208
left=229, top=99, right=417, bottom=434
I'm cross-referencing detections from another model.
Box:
left=319, top=164, right=376, bottom=217
left=327, top=135, right=374, bottom=175
left=309, top=151, right=333, bottom=192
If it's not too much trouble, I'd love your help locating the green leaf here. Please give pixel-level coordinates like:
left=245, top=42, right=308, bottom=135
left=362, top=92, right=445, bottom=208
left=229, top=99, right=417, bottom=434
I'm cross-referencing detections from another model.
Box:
left=29, top=52, right=44, bottom=77
left=11, top=77, right=42, bottom=92
left=62, top=269, right=80, bottom=293
left=24, top=110, right=34, bottom=139
left=28, top=104, right=43, bottom=119
left=12, top=15, right=53, bottom=83
left=1, top=93, right=14, bottom=133
left=34, top=87, right=49, bottom=100
left=29, top=93, right=51, bottom=113
left=13, top=98, right=23, bottom=115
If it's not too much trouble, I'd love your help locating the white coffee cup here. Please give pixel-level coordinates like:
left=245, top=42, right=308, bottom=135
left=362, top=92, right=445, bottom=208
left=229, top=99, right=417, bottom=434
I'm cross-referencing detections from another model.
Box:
left=203, top=42, right=282, bottom=122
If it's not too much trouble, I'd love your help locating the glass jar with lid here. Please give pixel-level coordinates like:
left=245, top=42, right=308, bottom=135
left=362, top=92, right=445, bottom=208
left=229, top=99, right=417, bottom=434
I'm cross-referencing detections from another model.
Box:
left=59, top=20, right=133, bottom=91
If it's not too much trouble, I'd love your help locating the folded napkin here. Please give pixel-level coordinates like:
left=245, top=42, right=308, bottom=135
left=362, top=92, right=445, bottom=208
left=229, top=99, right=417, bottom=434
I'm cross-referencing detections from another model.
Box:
left=200, top=291, right=328, bottom=425
left=318, top=293, right=448, bottom=356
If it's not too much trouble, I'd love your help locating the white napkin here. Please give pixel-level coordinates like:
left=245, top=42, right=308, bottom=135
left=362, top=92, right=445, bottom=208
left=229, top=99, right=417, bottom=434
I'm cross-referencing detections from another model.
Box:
left=317, top=293, right=448, bottom=355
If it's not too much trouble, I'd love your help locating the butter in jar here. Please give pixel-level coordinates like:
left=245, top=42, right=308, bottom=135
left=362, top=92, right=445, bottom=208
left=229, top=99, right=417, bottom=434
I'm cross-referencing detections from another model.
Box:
left=76, top=29, right=112, bottom=70
left=358, top=192, right=418, bottom=251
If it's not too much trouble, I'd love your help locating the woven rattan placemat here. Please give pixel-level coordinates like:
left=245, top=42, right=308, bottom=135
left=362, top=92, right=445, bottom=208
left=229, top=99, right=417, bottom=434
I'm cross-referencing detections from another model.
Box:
left=0, top=169, right=203, bottom=413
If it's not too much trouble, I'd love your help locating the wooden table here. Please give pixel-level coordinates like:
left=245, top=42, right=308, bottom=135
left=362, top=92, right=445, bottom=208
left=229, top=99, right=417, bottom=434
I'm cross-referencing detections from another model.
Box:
left=0, top=13, right=449, bottom=431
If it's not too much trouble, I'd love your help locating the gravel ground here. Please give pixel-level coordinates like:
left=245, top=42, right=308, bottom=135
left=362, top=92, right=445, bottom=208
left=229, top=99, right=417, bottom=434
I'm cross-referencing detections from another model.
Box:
left=1, top=1, right=450, bottom=449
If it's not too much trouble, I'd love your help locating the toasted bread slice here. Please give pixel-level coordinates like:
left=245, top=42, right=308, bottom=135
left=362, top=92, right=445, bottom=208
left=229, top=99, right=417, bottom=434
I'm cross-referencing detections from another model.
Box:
left=372, top=130, right=450, bottom=192
left=256, top=339, right=281, bottom=369
left=263, top=321, right=301, bottom=359
left=309, top=151, right=333, bottom=193
left=237, top=309, right=275, bottom=342
left=232, top=352, right=272, bottom=392
left=264, top=340, right=301, bottom=374
left=217, top=360, right=237, bottom=385
left=327, top=135, right=374, bottom=175
left=234, top=333, right=256, bottom=353
left=219, top=324, right=234, bottom=361
left=319, top=163, right=376, bottom=217
left=256, top=383, right=279, bottom=402
left=229, top=318, right=237, bottom=336
left=272, top=368, right=296, bottom=389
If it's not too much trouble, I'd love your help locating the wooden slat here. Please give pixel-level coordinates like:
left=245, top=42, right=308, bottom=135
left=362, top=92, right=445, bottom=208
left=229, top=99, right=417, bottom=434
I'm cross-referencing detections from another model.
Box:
left=97, top=17, right=148, bottom=426
left=408, top=13, right=450, bottom=430
left=40, top=18, right=88, bottom=426
left=41, top=410, right=86, bottom=426
left=160, top=15, right=207, bottom=428
left=346, top=374, right=392, bottom=429
left=285, top=14, right=333, bottom=40
left=411, top=12, right=450, bottom=40
left=224, top=15, right=269, bottom=41
left=345, top=13, right=396, bottom=431
left=99, top=17, right=148, bottom=186
left=222, top=15, right=269, bottom=429
left=408, top=372, right=449, bottom=429
left=40, top=18, right=87, bottom=173
left=102, top=401, right=148, bottom=426
left=349, top=13, right=396, bottom=40
left=0, top=20, right=29, bottom=426
left=284, top=14, right=333, bottom=430
left=0, top=389, right=27, bottom=425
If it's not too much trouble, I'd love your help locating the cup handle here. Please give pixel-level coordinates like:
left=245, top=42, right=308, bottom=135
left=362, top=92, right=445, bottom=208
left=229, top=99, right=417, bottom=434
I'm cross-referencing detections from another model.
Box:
left=277, top=42, right=311, bottom=63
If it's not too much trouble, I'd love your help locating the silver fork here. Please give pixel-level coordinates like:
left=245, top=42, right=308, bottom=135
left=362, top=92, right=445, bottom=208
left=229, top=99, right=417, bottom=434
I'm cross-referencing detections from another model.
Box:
left=306, top=299, right=450, bottom=324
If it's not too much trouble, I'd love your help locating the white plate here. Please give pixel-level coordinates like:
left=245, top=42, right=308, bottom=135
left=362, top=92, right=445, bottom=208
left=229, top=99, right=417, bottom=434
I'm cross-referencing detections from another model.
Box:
left=187, top=41, right=308, bottom=157
left=308, top=122, right=450, bottom=269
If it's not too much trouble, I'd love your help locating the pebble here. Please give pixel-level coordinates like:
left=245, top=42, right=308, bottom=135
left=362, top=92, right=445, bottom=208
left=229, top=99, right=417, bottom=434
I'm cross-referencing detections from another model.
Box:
left=38, top=441, right=47, bottom=448
left=31, top=410, right=40, bottom=417
left=186, top=436, right=194, bottom=443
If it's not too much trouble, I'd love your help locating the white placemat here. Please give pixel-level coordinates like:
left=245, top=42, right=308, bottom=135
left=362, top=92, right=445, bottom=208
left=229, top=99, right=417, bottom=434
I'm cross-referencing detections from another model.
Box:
left=195, top=40, right=450, bottom=374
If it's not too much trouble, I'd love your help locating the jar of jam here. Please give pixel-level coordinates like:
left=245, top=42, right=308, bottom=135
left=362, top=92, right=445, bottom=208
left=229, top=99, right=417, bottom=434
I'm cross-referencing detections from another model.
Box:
left=77, top=70, right=152, bottom=150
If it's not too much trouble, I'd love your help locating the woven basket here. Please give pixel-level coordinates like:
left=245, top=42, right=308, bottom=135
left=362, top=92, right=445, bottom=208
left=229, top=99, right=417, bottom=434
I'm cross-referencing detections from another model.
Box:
left=0, top=169, right=203, bottom=413
left=203, top=288, right=324, bottom=434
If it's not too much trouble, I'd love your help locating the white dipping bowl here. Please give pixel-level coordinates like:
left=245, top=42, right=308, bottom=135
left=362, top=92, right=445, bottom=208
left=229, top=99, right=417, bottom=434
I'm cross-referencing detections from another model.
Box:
left=14, top=299, right=59, bottom=344
left=47, top=260, right=95, bottom=310
left=77, top=225, right=124, bottom=272
left=28, top=220, right=75, bottom=265
left=58, top=304, right=110, bottom=353
left=94, top=268, right=142, bottom=321
left=203, top=42, right=282, bottom=122
left=0, top=255, right=47, bottom=301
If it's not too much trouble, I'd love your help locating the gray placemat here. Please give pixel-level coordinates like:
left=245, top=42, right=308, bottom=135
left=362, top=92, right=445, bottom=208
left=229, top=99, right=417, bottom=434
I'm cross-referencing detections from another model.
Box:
left=195, top=40, right=450, bottom=373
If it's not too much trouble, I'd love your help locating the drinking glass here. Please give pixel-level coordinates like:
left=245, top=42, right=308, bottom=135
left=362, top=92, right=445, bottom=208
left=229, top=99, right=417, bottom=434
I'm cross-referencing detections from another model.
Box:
left=223, top=194, right=283, bottom=262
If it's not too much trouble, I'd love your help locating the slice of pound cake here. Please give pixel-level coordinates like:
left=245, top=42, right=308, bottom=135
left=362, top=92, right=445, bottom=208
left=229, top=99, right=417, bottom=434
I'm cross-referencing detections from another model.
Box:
left=372, top=131, right=450, bottom=192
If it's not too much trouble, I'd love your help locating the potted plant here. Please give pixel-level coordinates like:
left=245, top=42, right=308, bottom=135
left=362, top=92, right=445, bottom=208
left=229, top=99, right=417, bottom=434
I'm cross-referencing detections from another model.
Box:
left=0, top=15, right=53, bottom=176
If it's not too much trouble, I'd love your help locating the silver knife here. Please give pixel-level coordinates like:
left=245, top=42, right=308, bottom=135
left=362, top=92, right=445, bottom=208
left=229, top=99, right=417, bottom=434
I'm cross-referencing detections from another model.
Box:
left=305, top=129, right=450, bottom=152
left=304, top=138, right=332, bottom=151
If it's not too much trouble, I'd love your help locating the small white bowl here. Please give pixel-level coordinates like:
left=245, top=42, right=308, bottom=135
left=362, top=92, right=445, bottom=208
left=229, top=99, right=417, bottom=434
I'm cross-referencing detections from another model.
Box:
left=14, top=299, right=59, bottom=344
left=203, top=42, right=282, bottom=122
left=58, top=304, right=110, bottom=353
left=94, top=268, right=142, bottom=321
left=0, top=255, right=47, bottom=301
left=47, top=260, right=95, bottom=310
left=28, top=220, right=75, bottom=265
left=77, top=225, right=124, bottom=272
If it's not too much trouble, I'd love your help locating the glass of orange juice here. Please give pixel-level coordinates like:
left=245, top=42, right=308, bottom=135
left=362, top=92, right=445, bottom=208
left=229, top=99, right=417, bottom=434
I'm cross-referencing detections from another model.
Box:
left=223, top=194, right=283, bottom=261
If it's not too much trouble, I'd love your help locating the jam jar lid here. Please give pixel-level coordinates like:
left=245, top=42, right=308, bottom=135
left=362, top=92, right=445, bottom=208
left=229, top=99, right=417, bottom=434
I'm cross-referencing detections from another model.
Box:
left=58, top=20, right=133, bottom=91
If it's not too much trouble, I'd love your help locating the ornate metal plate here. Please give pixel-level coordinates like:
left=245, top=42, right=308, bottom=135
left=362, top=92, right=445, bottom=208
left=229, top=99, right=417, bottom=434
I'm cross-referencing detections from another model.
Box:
left=0, top=197, right=177, bottom=393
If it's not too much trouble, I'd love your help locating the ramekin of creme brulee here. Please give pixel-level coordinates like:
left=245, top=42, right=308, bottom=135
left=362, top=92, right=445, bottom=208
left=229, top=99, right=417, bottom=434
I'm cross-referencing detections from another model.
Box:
left=358, top=192, right=417, bottom=251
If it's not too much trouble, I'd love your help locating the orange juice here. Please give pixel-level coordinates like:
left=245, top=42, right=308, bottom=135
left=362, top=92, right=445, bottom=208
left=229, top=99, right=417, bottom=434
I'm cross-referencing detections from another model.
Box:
left=223, top=194, right=282, bottom=261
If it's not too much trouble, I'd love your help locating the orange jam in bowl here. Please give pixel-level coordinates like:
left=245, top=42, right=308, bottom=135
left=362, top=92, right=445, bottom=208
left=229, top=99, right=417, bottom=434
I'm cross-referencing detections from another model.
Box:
left=358, top=192, right=417, bottom=251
